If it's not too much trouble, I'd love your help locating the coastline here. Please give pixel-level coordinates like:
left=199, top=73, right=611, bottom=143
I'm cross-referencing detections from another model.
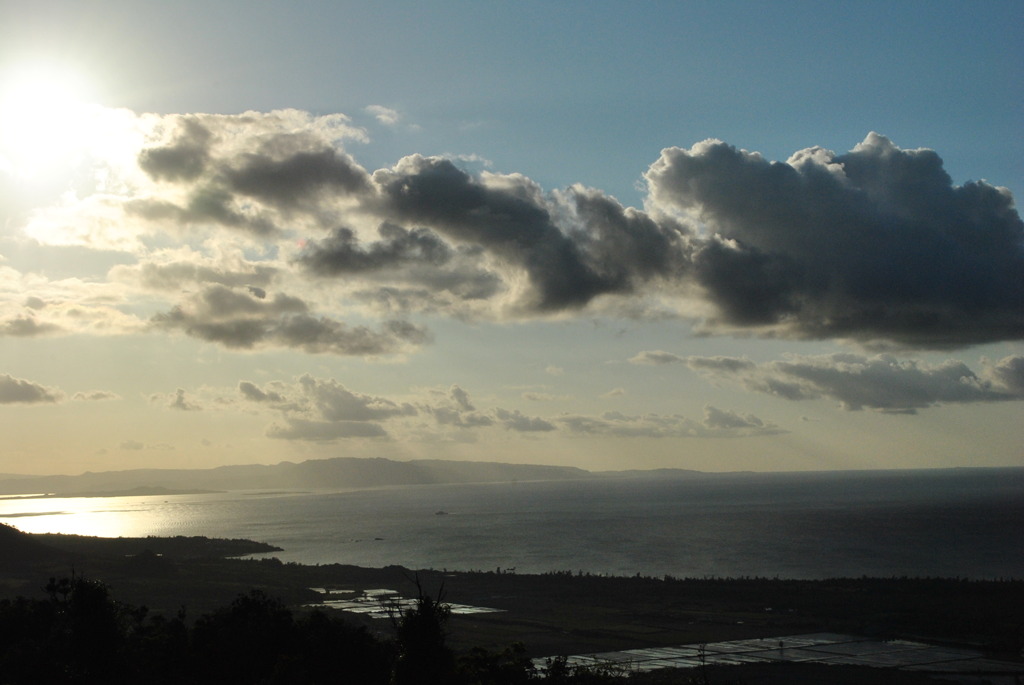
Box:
left=2, top=525, right=1021, bottom=660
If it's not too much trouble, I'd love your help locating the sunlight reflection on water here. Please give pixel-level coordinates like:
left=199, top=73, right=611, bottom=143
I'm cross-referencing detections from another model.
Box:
left=0, top=494, right=202, bottom=538
left=1, top=473, right=1021, bottom=579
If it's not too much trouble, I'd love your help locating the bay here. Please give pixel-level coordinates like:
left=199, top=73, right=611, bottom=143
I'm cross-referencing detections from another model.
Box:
left=2, top=468, right=1021, bottom=580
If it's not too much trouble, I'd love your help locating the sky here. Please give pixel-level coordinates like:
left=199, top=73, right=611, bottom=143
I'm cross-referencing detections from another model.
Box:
left=0, top=1, right=1021, bottom=476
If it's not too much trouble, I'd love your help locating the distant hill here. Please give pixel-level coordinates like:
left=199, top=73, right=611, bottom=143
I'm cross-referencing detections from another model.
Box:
left=0, top=457, right=602, bottom=497
left=0, top=523, right=62, bottom=569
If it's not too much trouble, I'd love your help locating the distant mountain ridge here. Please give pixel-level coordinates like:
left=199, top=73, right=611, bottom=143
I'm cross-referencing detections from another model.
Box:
left=0, top=457, right=622, bottom=496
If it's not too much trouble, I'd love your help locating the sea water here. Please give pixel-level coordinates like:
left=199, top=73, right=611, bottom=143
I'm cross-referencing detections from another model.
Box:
left=2, top=468, right=1022, bottom=580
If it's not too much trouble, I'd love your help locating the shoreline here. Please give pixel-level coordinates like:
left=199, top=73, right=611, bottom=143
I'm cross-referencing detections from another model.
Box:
left=1, top=525, right=1021, bottom=660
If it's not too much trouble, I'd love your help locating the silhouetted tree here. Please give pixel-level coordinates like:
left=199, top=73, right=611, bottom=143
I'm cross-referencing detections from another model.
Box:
left=190, top=589, right=297, bottom=684
left=390, top=579, right=458, bottom=685
left=0, top=575, right=133, bottom=683
left=457, top=642, right=536, bottom=684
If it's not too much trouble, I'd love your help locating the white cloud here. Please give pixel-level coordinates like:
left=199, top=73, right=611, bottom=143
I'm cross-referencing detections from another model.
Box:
left=365, top=105, right=401, bottom=126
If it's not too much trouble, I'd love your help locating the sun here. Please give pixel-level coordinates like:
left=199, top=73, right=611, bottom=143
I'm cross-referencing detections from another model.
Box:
left=0, top=62, right=106, bottom=180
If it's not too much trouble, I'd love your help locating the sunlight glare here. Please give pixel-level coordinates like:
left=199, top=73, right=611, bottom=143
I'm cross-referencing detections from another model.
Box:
left=0, top=63, right=107, bottom=180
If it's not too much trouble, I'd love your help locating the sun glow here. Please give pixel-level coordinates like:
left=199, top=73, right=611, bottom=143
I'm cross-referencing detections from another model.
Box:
left=0, top=62, right=113, bottom=180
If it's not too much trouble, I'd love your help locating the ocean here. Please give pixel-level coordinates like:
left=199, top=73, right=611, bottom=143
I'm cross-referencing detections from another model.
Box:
left=2, top=468, right=1022, bottom=580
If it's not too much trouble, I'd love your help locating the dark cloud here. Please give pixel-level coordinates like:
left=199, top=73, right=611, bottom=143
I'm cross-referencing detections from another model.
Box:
left=300, top=223, right=453, bottom=274
left=125, top=120, right=1024, bottom=348
left=493, top=408, right=557, bottom=432
left=566, top=185, right=690, bottom=289
left=275, top=315, right=430, bottom=355
left=238, top=380, right=284, bottom=403
left=224, top=147, right=370, bottom=208
left=297, top=375, right=416, bottom=421
left=646, top=133, right=1024, bottom=347
left=126, top=190, right=278, bottom=236
left=299, top=224, right=505, bottom=306
left=701, top=405, right=766, bottom=430
left=135, top=114, right=369, bottom=235
left=449, top=385, right=474, bottom=411
left=0, top=373, right=63, bottom=404
left=151, top=284, right=429, bottom=355
left=139, top=118, right=212, bottom=182
left=372, top=156, right=673, bottom=312
left=430, top=406, right=495, bottom=428
left=151, top=285, right=306, bottom=348
left=0, top=316, right=61, bottom=337
left=112, top=259, right=277, bottom=292
left=687, top=353, right=1024, bottom=413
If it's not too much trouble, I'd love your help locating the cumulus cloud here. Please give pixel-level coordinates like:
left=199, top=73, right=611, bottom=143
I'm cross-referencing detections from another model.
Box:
left=150, top=284, right=429, bottom=355
left=423, top=385, right=494, bottom=428
left=240, top=374, right=416, bottom=442
left=0, top=267, right=147, bottom=338
left=296, top=223, right=503, bottom=309
left=629, top=350, right=685, bottom=365
left=0, top=373, right=63, bottom=404
left=687, top=353, right=1024, bottom=413
left=300, top=223, right=453, bottom=274
left=223, top=147, right=370, bottom=209
left=297, top=375, right=416, bottom=421
left=371, top=155, right=688, bottom=313
left=556, top=408, right=782, bottom=438
left=110, top=251, right=278, bottom=292
left=983, top=355, right=1024, bottom=395
left=9, top=106, right=1022, bottom=351
left=646, top=133, right=1024, bottom=347
left=168, top=388, right=201, bottom=411
left=130, top=110, right=369, bottom=237
left=138, top=117, right=212, bottom=182
left=229, top=373, right=787, bottom=443
left=238, top=380, right=285, bottom=403
left=0, top=316, right=62, bottom=337
left=365, top=105, right=401, bottom=126
left=493, top=408, right=556, bottom=432
left=701, top=405, right=767, bottom=430
left=449, top=385, right=474, bottom=411
left=72, top=390, right=120, bottom=401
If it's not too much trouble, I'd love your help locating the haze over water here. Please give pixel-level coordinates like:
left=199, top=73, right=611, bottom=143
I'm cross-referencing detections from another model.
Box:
left=3, top=469, right=1021, bottom=580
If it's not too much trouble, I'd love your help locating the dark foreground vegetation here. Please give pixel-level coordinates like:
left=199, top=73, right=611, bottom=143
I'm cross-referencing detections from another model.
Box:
left=1, top=524, right=1021, bottom=684
left=0, top=575, right=980, bottom=685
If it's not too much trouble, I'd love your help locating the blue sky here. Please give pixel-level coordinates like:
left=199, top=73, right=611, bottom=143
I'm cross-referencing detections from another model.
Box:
left=0, top=1, right=1021, bottom=475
